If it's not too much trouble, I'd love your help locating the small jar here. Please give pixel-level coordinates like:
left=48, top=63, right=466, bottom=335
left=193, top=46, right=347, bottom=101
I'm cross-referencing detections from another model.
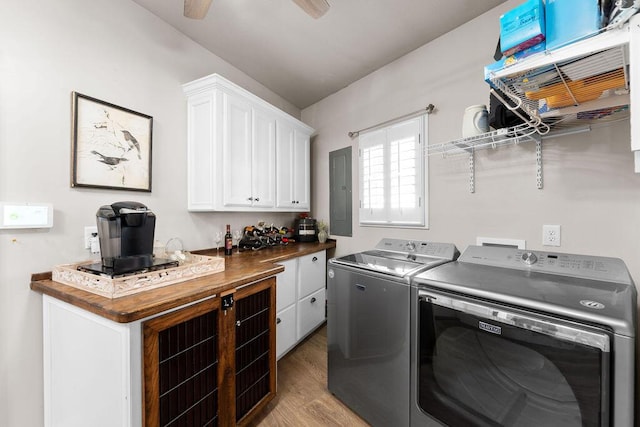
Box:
left=462, top=104, right=489, bottom=138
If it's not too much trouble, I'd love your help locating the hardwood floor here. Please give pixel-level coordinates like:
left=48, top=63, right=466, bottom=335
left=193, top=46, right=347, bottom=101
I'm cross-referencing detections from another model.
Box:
left=247, top=324, right=370, bottom=426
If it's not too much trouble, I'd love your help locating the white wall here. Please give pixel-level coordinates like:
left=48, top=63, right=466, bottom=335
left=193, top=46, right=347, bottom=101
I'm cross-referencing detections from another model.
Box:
left=303, top=0, right=640, bottom=280
left=303, top=0, right=640, bottom=410
left=0, top=1, right=300, bottom=426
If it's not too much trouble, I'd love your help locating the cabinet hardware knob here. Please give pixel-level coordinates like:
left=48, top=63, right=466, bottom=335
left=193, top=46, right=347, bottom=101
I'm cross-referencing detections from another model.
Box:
left=310, top=297, right=316, bottom=303
left=276, top=317, right=281, bottom=324
left=236, top=320, right=241, bottom=327
left=255, top=197, right=260, bottom=202
left=247, top=197, right=253, bottom=201
left=312, top=257, right=318, bottom=262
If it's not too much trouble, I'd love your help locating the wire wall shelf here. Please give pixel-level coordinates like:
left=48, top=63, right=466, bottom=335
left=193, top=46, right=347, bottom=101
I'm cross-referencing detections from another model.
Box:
left=487, top=23, right=632, bottom=137
left=431, top=19, right=637, bottom=192
left=427, top=123, right=540, bottom=158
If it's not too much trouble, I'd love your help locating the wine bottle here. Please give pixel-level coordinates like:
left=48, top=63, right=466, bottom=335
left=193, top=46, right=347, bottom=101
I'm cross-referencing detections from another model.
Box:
left=224, top=224, right=233, bottom=256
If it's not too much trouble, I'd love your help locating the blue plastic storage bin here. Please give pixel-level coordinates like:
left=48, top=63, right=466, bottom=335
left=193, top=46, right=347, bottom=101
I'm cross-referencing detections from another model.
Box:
left=545, top=0, right=601, bottom=51
left=500, top=0, right=546, bottom=56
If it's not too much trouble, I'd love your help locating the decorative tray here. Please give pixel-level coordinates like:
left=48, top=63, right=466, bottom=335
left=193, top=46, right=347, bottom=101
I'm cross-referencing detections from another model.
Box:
left=52, top=254, right=225, bottom=299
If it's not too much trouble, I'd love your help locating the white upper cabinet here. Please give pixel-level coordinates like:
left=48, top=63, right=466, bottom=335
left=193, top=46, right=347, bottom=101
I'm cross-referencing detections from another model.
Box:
left=251, top=106, right=277, bottom=208
left=222, top=92, right=254, bottom=208
left=276, top=121, right=311, bottom=211
left=293, top=130, right=311, bottom=209
left=183, top=74, right=314, bottom=211
left=221, top=95, right=276, bottom=209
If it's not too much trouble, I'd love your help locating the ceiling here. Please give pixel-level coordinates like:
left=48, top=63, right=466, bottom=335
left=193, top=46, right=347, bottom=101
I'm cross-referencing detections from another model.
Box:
left=132, top=0, right=506, bottom=109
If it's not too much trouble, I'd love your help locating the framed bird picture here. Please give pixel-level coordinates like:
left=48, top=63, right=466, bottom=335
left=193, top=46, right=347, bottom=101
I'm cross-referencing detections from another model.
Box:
left=71, top=92, right=153, bottom=192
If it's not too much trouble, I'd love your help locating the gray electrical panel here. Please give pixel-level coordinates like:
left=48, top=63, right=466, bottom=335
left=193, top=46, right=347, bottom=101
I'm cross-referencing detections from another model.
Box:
left=329, top=147, right=352, bottom=237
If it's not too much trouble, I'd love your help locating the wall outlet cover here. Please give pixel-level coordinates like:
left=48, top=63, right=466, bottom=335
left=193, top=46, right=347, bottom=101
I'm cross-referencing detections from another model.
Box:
left=84, top=226, right=98, bottom=249
left=542, top=224, right=561, bottom=247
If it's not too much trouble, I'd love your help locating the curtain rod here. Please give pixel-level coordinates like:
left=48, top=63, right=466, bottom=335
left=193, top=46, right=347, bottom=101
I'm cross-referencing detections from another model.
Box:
left=348, top=104, right=435, bottom=138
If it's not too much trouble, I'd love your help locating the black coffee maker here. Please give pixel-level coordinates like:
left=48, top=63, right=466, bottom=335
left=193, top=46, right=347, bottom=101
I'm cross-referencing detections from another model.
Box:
left=96, top=201, right=157, bottom=274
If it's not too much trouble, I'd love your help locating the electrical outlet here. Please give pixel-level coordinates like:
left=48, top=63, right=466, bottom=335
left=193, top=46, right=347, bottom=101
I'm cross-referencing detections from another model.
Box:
left=542, top=225, right=561, bottom=247
left=84, top=226, right=98, bottom=249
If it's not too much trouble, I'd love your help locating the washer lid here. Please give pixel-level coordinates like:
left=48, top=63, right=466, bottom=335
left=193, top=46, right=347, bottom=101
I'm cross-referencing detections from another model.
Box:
left=331, top=239, right=459, bottom=278
left=332, top=251, right=440, bottom=277
left=414, top=246, right=637, bottom=337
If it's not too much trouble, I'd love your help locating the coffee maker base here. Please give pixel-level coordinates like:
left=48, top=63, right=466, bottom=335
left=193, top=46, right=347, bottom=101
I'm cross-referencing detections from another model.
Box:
left=78, top=257, right=178, bottom=278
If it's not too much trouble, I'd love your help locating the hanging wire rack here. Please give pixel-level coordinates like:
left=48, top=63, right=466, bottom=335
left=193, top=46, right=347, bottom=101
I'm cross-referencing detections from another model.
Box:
left=427, top=21, right=633, bottom=159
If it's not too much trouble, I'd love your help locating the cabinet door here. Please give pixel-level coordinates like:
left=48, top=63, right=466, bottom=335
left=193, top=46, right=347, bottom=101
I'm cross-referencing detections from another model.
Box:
left=275, top=120, right=295, bottom=209
left=143, top=298, right=221, bottom=427
left=187, top=91, right=217, bottom=210
left=292, top=130, right=311, bottom=209
left=297, top=288, right=326, bottom=340
left=276, top=258, right=297, bottom=312
left=252, top=107, right=276, bottom=208
left=297, top=251, right=326, bottom=299
left=223, top=92, right=253, bottom=207
left=234, top=278, right=277, bottom=424
left=276, top=304, right=297, bottom=360
left=276, top=122, right=311, bottom=211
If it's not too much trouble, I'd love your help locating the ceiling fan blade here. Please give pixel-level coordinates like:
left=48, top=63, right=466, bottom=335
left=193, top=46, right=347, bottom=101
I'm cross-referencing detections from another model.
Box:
left=291, top=0, right=330, bottom=19
left=184, top=0, right=213, bottom=19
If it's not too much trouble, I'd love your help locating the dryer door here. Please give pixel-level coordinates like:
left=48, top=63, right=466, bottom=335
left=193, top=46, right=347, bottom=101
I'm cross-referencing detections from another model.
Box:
left=416, top=289, right=611, bottom=427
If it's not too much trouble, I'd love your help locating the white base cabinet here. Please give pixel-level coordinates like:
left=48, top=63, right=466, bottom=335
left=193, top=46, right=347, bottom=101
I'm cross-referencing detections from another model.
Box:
left=297, top=288, right=325, bottom=340
left=275, top=250, right=327, bottom=359
left=275, top=304, right=297, bottom=358
left=42, top=278, right=277, bottom=427
left=183, top=73, right=314, bottom=212
left=275, top=257, right=298, bottom=358
left=43, top=295, right=142, bottom=427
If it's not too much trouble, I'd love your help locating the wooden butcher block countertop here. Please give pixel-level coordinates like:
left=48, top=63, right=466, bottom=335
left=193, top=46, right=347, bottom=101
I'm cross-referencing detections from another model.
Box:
left=30, top=240, right=336, bottom=323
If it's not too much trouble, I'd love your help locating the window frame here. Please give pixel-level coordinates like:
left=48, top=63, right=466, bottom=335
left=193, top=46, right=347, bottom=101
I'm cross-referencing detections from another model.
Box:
left=358, top=114, right=428, bottom=228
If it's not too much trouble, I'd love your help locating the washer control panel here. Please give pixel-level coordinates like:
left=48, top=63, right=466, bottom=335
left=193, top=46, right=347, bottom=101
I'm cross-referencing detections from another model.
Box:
left=375, top=238, right=458, bottom=260
left=459, top=245, right=631, bottom=284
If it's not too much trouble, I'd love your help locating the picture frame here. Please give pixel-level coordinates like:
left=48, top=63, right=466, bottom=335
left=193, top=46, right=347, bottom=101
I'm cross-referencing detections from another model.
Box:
left=71, top=92, right=153, bottom=192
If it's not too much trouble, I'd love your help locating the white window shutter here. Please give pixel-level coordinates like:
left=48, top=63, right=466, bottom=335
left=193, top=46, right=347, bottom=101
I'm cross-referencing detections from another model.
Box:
left=358, top=115, right=427, bottom=227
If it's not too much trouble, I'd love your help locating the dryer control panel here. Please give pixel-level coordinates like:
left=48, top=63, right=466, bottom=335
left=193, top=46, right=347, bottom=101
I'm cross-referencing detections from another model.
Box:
left=459, top=245, right=632, bottom=284
left=375, top=238, right=459, bottom=260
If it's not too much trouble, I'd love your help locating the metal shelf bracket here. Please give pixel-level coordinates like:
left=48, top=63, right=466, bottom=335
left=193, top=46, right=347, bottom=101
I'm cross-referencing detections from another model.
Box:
left=469, top=150, right=475, bottom=193
left=536, top=140, right=543, bottom=189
